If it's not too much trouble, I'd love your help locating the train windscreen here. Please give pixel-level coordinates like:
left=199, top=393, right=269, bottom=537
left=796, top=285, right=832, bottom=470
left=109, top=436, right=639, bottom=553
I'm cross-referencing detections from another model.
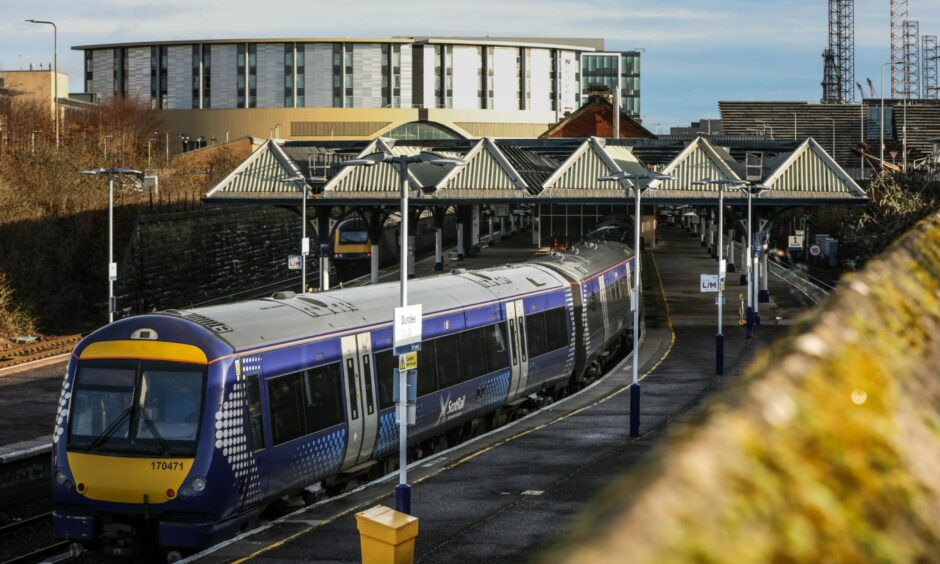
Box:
left=68, top=359, right=206, bottom=456
left=339, top=230, right=369, bottom=244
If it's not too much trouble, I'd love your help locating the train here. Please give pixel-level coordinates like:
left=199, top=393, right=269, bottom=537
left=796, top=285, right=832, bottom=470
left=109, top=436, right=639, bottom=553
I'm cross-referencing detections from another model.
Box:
left=332, top=212, right=459, bottom=281
left=50, top=220, right=635, bottom=558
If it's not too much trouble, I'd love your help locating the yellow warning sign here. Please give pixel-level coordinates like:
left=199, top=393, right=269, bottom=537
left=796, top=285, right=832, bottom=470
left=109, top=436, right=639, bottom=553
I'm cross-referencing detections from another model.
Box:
left=398, top=352, right=417, bottom=371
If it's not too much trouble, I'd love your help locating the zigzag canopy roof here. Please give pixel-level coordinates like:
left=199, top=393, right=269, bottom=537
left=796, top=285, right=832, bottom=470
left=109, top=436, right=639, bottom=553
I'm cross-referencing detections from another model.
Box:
left=203, top=136, right=867, bottom=205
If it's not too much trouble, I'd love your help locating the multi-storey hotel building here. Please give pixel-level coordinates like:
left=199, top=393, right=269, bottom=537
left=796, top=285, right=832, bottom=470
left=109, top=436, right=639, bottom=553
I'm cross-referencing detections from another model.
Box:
left=73, top=37, right=640, bottom=145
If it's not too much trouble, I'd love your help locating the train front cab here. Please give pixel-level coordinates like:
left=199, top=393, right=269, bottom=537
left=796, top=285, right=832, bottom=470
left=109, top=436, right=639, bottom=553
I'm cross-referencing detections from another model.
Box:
left=51, top=325, right=258, bottom=554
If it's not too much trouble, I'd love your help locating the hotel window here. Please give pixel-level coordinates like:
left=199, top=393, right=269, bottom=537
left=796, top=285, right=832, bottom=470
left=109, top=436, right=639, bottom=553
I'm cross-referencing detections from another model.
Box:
left=113, top=47, right=128, bottom=98
left=202, top=45, right=211, bottom=108
left=192, top=45, right=200, bottom=108
left=84, top=51, right=93, bottom=93
left=237, top=44, right=256, bottom=108
left=237, top=44, right=246, bottom=107
left=284, top=43, right=294, bottom=107
left=332, top=44, right=343, bottom=107
left=344, top=47, right=353, bottom=105
left=150, top=46, right=167, bottom=109
left=444, top=45, right=453, bottom=108
left=486, top=47, right=494, bottom=109
left=381, top=44, right=390, bottom=107
left=296, top=47, right=305, bottom=107
left=392, top=45, right=401, bottom=108
left=248, top=44, right=257, bottom=108
left=434, top=45, right=442, bottom=108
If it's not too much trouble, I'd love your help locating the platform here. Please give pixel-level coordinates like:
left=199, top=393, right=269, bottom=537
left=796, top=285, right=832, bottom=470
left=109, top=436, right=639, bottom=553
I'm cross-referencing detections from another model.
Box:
left=182, top=222, right=815, bottom=563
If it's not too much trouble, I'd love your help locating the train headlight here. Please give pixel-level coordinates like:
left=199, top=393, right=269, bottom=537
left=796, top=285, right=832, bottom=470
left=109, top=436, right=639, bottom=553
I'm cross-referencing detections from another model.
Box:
left=181, top=476, right=207, bottom=497
left=191, top=477, right=207, bottom=493
left=55, top=469, right=68, bottom=485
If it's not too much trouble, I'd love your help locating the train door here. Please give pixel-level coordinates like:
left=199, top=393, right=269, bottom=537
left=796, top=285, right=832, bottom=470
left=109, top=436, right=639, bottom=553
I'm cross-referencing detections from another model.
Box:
left=598, top=276, right=610, bottom=344
left=238, top=362, right=268, bottom=511
left=506, top=300, right=530, bottom=401
left=339, top=333, right=379, bottom=470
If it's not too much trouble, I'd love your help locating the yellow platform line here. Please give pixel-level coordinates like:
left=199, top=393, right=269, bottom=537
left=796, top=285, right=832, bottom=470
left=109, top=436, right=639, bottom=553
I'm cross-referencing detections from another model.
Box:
left=236, top=251, right=676, bottom=563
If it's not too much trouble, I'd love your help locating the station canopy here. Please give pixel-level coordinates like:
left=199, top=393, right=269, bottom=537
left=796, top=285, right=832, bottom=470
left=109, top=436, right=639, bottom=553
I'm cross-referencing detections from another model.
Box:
left=204, top=135, right=866, bottom=206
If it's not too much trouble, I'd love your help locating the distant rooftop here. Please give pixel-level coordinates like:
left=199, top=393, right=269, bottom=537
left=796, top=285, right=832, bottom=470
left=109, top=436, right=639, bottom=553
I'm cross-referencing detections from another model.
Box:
left=73, top=36, right=601, bottom=52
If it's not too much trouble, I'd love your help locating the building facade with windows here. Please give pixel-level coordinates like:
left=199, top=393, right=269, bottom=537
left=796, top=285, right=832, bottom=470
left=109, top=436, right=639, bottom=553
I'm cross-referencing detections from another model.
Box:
left=73, top=37, right=641, bottom=149
left=580, top=51, right=641, bottom=118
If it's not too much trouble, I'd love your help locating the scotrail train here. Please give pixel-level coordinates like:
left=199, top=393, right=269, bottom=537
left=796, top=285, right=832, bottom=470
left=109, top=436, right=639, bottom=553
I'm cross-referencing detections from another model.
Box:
left=50, top=221, right=636, bottom=557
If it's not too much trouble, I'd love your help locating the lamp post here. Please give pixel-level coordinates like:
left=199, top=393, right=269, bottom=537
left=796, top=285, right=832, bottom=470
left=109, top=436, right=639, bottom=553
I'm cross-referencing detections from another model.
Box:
left=693, top=178, right=747, bottom=375
left=282, top=174, right=309, bottom=292
left=598, top=170, right=674, bottom=436
left=25, top=19, right=57, bottom=148
left=342, top=150, right=464, bottom=515
left=739, top=184, right=766, bottom=338
left=880, top=61, right=904, bottom=170
left=80, top=167, right=142, bottom=323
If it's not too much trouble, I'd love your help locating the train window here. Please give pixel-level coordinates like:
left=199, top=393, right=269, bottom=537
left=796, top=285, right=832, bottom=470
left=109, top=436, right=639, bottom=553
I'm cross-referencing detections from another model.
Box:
left=417, top=343, right=438, bottom=396
left=508, top=319, right=518, bottom=365
left=434, top=333, right=463, bottom=388
left=245, top=374, right=265, bottom=452
left=482, top=323, right=510, bottom=373
left=269, top=373, right=306, bottom=445
left=544, top=308, right=569, bottom=351
left=303, top=363, right=344, bottom=433
left=361, top=355, right=375, bottom=415
left=374, top=350, right=395, bottom=409
left=345, top=359, right=359, bottom=421
left=460, top=328, right=487, bottom=379
left=518, top=315, right=528, bottom=363
left=525, top=312, right=548, bottom=358
left=339, top=230, right=369, bottom=244
left=69, top=365, right=136, bottom=444
left=137, top=368, right=203, bottom=443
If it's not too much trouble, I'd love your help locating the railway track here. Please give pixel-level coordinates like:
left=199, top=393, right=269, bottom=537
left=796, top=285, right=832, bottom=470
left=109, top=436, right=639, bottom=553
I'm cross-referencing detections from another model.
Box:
left=0, top=511, right=79, bottom=564
left=0, top=336, right=80, bottom=371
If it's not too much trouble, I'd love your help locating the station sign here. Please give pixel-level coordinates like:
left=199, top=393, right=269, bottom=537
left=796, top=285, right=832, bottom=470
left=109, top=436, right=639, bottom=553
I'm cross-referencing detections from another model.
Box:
left=700, top=274, right=719, bottom=293
left=393, top=304, right=423, bottom=355
left=287, top=255, right=302, bottom=270
left=788, top=235, right=804, bottom=250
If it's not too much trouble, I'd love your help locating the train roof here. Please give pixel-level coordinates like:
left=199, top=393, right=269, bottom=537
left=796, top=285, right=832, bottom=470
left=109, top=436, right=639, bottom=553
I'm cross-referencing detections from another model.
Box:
left=529, top=240, right=633, bottom=282
left=157, top=261, right=574, bottom=352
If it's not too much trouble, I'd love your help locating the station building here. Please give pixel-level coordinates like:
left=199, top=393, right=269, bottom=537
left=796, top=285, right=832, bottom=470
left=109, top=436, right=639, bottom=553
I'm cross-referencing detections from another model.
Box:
left=72, top=37, right=640, bottom=148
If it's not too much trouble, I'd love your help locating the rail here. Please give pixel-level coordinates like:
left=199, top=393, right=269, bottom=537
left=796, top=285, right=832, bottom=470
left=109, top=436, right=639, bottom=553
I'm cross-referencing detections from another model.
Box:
left=767, top=258, right=834, bottom=304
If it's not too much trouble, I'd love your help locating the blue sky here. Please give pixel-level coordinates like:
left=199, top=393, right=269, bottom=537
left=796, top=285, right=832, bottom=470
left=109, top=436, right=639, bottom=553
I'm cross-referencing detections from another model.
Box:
left=3, top=0, right=939, bottom=130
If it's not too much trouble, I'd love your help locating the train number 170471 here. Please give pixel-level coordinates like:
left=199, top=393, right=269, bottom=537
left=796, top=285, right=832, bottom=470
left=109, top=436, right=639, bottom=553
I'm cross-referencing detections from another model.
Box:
left=151, top=461, right=185, bottom=471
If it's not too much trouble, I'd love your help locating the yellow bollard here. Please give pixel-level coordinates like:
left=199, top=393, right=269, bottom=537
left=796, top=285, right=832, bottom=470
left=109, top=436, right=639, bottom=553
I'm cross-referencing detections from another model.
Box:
left=355, top=505, right=419, bottom=564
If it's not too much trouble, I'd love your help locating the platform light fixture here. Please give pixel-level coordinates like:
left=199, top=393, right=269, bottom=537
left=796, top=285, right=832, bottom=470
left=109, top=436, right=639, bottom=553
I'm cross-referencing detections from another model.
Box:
left=597, top=169, right=674, bottom=438
left=79, top=167, right=143, bottom=323
left=692, top=178, right=747, bottom=375
left=282, top=173, right=309, bottom=292
left=342, top=150, right=465, bottom=515
left=739, top=183, right=767, bottom=338
left=25, top=19, right=58, bottom=148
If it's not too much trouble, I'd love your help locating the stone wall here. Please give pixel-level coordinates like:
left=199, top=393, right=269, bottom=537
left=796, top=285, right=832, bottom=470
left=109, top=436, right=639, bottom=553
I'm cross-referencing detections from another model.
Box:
left=117, top=205, right=302, bottom=315
left=549, top=210, right=940, bottom=562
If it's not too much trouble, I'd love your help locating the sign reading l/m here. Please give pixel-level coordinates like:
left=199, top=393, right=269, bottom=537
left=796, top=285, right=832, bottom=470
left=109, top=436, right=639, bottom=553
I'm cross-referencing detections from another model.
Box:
left=700, top=274, right=719, bottom=293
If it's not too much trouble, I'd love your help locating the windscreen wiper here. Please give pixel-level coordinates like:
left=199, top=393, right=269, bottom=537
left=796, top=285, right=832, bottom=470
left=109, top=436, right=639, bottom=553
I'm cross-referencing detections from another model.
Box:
left=89, top=407, right=132, bottom=451
left=137, top=407, right=171, bottom=455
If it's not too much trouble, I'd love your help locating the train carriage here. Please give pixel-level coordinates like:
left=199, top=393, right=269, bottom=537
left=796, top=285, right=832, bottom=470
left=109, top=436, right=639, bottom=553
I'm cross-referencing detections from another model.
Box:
left=51, top=226, right=634, bottom=556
